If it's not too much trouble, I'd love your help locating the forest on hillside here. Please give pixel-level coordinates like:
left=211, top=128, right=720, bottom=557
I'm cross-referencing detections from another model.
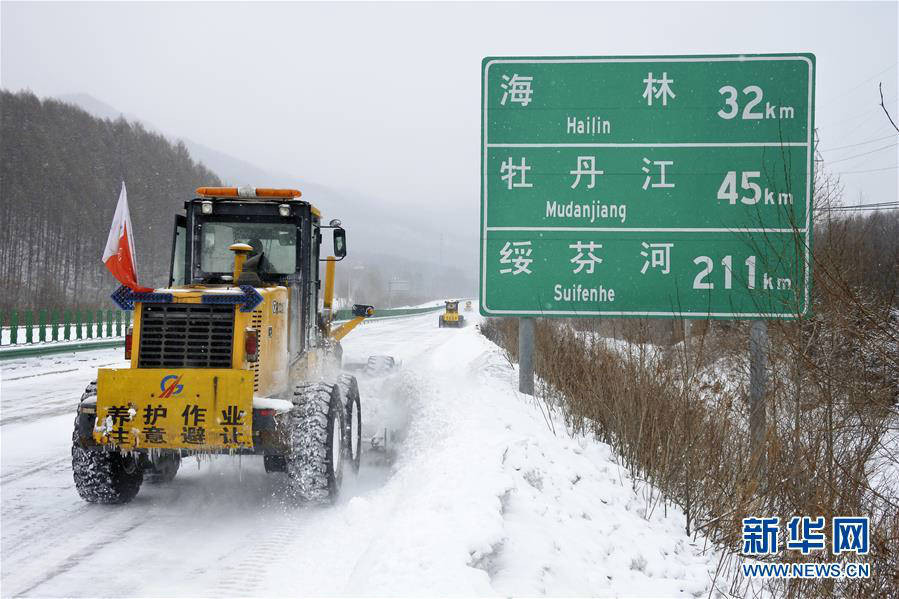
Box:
left=0, top=90, right=222, bottom=311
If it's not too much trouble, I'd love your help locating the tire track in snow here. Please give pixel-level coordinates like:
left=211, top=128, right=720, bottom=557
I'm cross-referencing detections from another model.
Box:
left=3, top=469, right=200, bottom=596
left=0, top=455, right=70, bottom=484
left=211, top=517, right=308, bottom=595
left=4, top=367, right=80, bottom=380
left=1, top=403, right=82, bottom=426
left=12, top=520, right=147, bottom=597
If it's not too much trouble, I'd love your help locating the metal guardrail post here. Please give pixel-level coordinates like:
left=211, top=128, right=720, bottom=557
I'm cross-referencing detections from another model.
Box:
left=25, top=311, right=33, bottom=344
left=10, top=311, right=18, bottom=345
left=39, top=310, right=47, bottom=342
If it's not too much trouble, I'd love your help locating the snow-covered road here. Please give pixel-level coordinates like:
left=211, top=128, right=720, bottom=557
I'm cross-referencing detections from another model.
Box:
left=1, top=311, right=720, bottom=596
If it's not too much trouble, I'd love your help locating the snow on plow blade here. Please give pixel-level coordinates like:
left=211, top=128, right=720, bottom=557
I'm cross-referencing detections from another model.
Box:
left=94, top=368, right=254, bottom=450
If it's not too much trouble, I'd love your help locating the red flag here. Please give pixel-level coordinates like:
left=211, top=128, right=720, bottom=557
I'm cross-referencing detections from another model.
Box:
left=102, top=182, right=153, bottom=293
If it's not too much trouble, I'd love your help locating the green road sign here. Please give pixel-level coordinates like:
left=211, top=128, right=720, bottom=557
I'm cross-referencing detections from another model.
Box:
left=480, top=54, right=815, bottom=319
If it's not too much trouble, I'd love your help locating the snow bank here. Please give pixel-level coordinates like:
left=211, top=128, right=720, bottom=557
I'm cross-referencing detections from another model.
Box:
left=340, top=315, right=720, bottom=596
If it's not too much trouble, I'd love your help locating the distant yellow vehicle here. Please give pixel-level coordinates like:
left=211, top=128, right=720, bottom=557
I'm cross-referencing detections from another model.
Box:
left=439, top=300, right=465, bottom=328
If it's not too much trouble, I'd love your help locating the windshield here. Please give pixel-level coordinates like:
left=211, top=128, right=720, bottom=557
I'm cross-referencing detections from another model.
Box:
left=199, top=221, right=297, bottom=275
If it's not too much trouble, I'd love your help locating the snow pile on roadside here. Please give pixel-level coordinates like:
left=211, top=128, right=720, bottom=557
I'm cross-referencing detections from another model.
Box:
left=342, top=318, right=721, bottom=596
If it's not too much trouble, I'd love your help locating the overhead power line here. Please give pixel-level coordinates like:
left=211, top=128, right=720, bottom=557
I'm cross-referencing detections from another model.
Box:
left=818, top=134, right=897, bottom=152
left=820, top=201, right=899, bottom=212
left=827, top=62, right=898, bottom=103
left=834, top=201, right=899, bottom=209
left=834, top=164, right=898, bottom=175
left=821, top=208, right=899, bottom=213
left=819, top=142, right=898, bottom=164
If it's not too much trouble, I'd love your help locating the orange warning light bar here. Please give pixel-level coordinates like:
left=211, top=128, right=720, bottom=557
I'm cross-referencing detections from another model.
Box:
left=254, top=188, right=302, bottom=198
left=196, top=187, right=238, bottom=197
left=195, top=187, right=302, bottom=199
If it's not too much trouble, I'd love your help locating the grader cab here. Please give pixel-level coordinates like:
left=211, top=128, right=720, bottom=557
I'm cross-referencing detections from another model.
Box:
left=72, top=186, right=374, bottom=504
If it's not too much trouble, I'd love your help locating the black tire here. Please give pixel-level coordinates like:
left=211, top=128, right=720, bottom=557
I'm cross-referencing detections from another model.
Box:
left=337, top=374, right=362, bottom=473
left=439, top=317, right=444, bottom=328
left=72, top=428, right=143, bottom=504
left=72, top=380, right=143, bottom=503
left=144, top=452, right=181, bottom=484
left=264, top=455, right=286, bottom=472
left=287, top=382, right=345, bottom=503
left=365, top=355, right=396, bottom=375
left=80, top=380, right=97, bottom=402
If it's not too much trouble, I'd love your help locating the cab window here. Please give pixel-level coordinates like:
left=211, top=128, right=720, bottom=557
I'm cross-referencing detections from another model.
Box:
left=198, top=221, right=297, bottom=275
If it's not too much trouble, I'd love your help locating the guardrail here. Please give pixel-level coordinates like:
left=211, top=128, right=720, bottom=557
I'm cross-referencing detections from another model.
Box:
left=0, top=304, right=446, bottom=360
left=333, top=304, right=445, bottom=322
left=1, top=309, right=133, bottom=347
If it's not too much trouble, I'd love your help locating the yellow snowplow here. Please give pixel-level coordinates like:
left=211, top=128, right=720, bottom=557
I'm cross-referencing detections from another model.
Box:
left=438, top=300, right=464, bottom=328
left=72, top=186, right=375, bottom=504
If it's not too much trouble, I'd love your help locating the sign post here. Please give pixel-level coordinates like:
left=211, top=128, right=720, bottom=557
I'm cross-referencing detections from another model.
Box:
left=749, top=319, right=768, bottom=478
left=519, top=317, right=535, bottom=394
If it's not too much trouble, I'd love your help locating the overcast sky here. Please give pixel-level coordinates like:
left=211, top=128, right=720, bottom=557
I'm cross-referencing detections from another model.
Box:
left=2, top=1, right=897, bottom=273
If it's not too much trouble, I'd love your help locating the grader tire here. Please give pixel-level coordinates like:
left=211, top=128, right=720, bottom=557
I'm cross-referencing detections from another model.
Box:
left=365, top=355, right=396, bottom=375
left=72, top=440, right=144, bottom=504
left=287, top=382, right=345, bottom=503
left=144, top=453, right=181, bottom=484
left=71, top=379, right=144, bottom=504
left=337, top=374, right=362, bottom=473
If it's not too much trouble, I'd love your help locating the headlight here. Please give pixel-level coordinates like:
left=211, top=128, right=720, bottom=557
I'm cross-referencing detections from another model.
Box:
left=279, top=204, right=291, bottom=217
left=201, top=201, right=213, bottom=214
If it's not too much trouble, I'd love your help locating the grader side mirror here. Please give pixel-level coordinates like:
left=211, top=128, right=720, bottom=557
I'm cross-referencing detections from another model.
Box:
left=333, top=228, right=347, bottom=258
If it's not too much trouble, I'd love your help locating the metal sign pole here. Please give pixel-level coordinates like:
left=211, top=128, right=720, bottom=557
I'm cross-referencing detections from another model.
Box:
left=749, top=319, right=768, bottom=481
left=519, top=317, right=535, bottom=395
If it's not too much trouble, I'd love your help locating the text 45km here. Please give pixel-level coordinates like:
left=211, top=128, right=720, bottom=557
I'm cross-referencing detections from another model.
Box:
left=717, top=171, right=794, bottom=206
left=693, top=255, right=792, bottom=291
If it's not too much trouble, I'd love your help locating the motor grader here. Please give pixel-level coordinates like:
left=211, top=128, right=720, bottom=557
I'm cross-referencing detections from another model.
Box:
left=438, top=300, right=464, bottom=328
left=72, top=186, right=375, bottom=504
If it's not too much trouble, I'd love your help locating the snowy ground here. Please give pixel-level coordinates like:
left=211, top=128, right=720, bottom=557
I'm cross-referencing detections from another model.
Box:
left=1, top=310, right=721, bottom=596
